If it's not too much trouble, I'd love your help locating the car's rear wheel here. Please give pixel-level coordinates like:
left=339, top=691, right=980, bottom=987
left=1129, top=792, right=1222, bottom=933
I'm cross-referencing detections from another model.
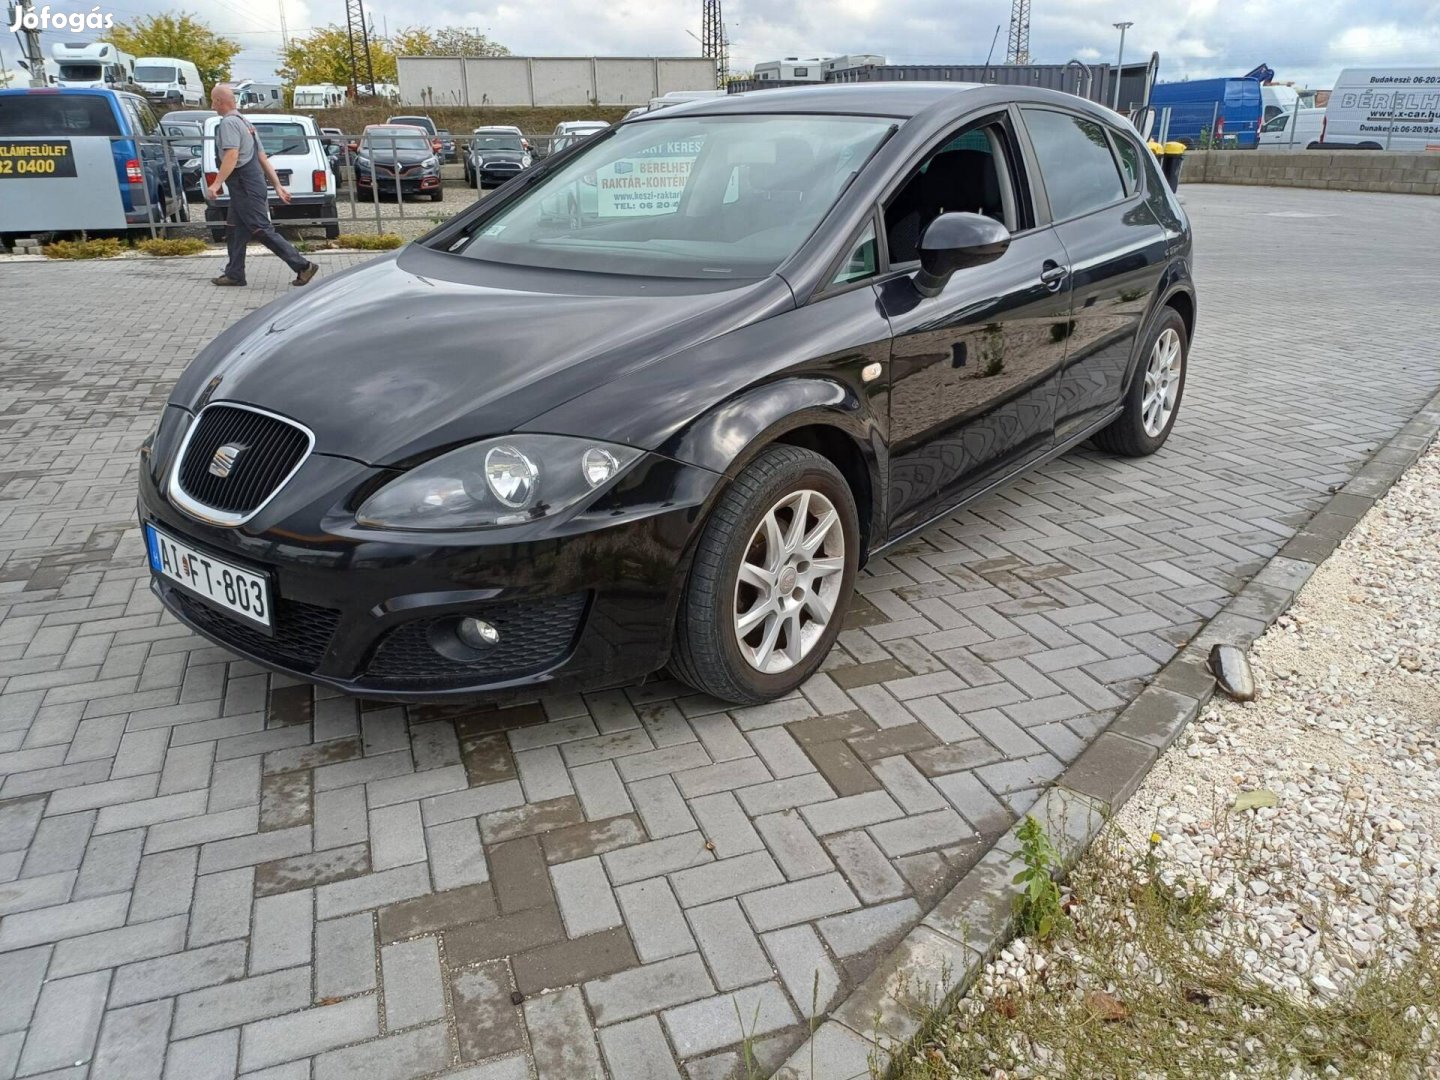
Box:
left=673, top=445, right=858, bottom=704
left=1092, top=307, right=1188, bottom=457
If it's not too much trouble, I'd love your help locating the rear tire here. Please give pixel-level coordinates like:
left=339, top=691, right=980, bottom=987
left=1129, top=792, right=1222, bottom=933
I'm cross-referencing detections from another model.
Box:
left=1091, top=307, right=1188, bottom=457
left=672, top=445, right=858, bottom=705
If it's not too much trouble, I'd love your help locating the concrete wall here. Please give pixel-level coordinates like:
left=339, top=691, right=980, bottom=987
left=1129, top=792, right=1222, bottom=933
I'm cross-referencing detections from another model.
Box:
left=1184, top=150, right=1440, bottom=195
left=397, top=56, right=716, bottom=107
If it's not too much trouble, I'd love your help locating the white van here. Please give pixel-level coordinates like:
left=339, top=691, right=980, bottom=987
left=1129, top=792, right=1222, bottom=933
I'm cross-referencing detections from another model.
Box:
left=201, top=112, right=337, bottom=239
left=1321, top=68, right=1440, bottom=152
left=1260, top=83, right=1300, bottom=124
left=1257, top=107, right=1325, bottom=150
left=134, top=57, right=203, bottom=106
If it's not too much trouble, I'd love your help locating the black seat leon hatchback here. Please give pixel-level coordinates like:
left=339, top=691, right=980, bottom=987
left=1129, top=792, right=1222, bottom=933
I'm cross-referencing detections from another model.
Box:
left=138, top=82, right=1195, bottom=705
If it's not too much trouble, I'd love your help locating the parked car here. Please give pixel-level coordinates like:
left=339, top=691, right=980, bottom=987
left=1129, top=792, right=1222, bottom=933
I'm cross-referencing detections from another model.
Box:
left=138, top=83, right=1195, bottom=705
left=464, top=127, right=532, bottom=188
left=159, top=119, right=206, bottom=201
left=0, top=86, right=187, bottom=226
left=353, top=124, right=443, bottom=201
left=201, top=111, right=337, bottom=239
left=1257, top=107, right=1324, bottom=150
left=386, top=113, right=443, bottom=155
left=540, top=119, right=610, bottom=157
left=436, top=128, right=457, bottom=162
left=318, top=126, right=350, bottom=170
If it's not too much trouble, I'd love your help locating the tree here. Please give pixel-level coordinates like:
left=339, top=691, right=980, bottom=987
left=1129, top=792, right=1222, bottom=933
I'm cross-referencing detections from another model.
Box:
left=108, top=12, right=240, bottom=90
left=278, top=25, right=397, bottom=88
left=391, top=27, right=509, bottom=58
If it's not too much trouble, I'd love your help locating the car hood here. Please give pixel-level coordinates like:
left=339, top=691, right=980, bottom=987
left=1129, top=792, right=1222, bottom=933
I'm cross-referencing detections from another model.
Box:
left=169, top=244, right=795, bottom=466
left=474, top=149, right=525, bottom=161
left=361, top=147, right=433, bottom=164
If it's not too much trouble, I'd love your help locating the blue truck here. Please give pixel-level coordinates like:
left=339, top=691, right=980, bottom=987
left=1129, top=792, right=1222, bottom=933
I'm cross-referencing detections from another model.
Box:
left=1150, top=65, right=1270, bottom=149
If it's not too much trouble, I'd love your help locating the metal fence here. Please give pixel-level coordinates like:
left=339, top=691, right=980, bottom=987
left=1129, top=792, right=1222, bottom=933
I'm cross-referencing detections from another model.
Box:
left=1, top=128, right=575, bottom=242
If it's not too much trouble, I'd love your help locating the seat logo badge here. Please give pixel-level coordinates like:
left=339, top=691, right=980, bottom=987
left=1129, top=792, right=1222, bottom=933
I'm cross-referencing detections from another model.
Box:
left=208, top=443, right=246, bottom=478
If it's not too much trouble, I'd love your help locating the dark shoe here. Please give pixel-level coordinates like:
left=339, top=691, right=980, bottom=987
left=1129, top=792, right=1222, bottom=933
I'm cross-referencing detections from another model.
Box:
left=211, top=275, right=245, bottom=286
left=292, top=262, right=319, bottom=286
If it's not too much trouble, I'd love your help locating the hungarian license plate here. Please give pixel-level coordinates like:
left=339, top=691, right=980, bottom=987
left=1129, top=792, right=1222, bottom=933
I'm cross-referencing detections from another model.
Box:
left=145, top=524, right=272, bottom=631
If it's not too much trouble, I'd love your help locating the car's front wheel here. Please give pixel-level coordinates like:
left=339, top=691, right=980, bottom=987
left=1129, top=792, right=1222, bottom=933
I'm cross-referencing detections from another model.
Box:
left=673, top=445, right=858, bottom=704
left=1092, top=307, right=1188, bottom=457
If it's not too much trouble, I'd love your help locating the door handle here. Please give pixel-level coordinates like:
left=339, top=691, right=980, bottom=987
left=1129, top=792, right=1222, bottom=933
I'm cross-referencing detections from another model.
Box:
left=1040, top=262, right=1069, bottom=289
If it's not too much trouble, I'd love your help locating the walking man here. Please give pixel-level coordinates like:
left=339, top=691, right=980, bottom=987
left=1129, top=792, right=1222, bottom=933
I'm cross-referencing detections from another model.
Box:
left=207, top=84, right=318, bottom=287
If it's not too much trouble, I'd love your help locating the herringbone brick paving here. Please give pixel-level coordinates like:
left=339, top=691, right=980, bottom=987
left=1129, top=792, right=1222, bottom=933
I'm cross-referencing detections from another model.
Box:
left=1, top=185, right=1437, bottom=1079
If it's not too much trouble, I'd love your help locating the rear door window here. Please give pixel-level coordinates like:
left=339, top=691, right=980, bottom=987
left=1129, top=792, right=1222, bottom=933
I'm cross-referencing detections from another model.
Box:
left=1020, top=108, right=1127, bottom=221
left=0, top=94, right=122, bottom=137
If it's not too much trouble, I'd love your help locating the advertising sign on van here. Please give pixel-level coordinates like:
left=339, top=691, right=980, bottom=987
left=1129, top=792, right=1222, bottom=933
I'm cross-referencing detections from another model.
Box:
left=0, top=139, right=78, bottom=178
left=1327, top=69, right=1440, bottom=149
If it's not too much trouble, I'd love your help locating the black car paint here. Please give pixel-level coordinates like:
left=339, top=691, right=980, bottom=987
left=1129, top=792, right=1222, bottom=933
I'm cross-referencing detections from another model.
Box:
left=140, top=83, right=1195, bottom=700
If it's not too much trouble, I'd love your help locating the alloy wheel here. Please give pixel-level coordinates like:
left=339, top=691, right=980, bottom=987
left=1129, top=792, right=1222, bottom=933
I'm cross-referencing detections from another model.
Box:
left=1141, top=327, right=1182, bottom=437
left=733, top=488, right=846, bottom=674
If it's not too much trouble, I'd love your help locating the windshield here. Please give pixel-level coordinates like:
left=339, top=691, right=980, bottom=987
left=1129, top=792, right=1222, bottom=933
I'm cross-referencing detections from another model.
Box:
left=0, top=94, right=121, bottom=136
left=135, top=65, right=177, bottom=82
left=294, top=92, right=324, bottom=106
left=389, top=117, right=432, bottom=132
left=474, top=135, right=523, bottom=151
left=451, top=113, right=892, bottom=280
left=255, top=122, right=311, bottom=156
left=363, top=130, right=431, bottom=152
left=59, top=64, right=103, bottom=81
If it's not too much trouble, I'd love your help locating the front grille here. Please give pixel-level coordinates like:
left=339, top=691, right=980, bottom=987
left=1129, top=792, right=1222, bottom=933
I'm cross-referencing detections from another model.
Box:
left=171, top=589, right=340, bottom=673
left=177, top=405, right=310, bottom=517
left=365, top=593, right=587, bottom=687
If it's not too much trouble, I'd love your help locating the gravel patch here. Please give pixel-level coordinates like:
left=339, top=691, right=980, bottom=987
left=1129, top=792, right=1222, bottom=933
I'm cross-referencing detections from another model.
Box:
left=907, top=438, right=1440, bottom=1077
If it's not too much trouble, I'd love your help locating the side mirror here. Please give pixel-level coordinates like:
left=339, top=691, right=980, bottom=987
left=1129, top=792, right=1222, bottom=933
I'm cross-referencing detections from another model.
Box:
left=914, top=212, right=1011, bottom=297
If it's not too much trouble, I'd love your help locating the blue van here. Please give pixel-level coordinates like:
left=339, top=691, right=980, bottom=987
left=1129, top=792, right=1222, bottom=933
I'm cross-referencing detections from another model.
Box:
left=1149, top=78, right=1264, bottom=149
left=0, top=86, right=187, bottom=225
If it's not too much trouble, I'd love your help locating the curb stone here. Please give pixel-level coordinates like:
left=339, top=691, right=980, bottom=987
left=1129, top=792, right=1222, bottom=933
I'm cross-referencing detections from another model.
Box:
left=771, top=385, right=1440, bottom=1080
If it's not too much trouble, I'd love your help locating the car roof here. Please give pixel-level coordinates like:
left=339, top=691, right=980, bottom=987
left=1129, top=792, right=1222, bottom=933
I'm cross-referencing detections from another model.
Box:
left=631, top=81, right=985, bottom=120
left=366, top=124, right=427, bottom=134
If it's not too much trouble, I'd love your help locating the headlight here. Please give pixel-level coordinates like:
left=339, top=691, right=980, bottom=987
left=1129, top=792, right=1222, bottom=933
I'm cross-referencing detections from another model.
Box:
left=183, top=157, right=201, bottom=169
left=421, top=156, right=438, bottom=168
left=355, top=155, right=371, bottom=168
left=522, top=154, right=532, bottom=166
left=356, top=434, right=643, bottom=530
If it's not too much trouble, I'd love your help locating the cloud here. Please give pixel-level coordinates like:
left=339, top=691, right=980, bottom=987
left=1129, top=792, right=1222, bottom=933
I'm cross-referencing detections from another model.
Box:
left=4, top=0, right=1437, bottom=95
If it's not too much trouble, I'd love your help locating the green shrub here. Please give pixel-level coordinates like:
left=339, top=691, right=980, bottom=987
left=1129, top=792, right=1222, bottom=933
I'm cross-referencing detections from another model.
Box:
left=333, top=233, right=404, bottom=251
left=137, top=237, right=209, bottom=257
left=42, top=237, right=123, bottom=260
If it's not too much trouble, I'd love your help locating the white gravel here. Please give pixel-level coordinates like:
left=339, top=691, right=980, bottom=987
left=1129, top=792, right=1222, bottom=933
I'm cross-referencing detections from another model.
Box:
left=947, top=436, right=1439, bottom=1062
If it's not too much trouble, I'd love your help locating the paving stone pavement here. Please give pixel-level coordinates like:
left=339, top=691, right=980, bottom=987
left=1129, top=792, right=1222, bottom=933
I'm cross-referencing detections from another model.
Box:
left=1, top=185, right=1437, bottom=1080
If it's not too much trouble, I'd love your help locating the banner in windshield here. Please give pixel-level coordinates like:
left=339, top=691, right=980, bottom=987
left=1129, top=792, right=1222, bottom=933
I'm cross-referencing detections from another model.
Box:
left=595, top=138, right=703, bottom=217
left=0, top=140, right=78, bottom=178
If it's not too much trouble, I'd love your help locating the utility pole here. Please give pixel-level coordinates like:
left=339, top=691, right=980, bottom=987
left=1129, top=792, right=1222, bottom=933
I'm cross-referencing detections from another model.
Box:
left=278, top=0, right=290, bottom=53
left=701, top=0, right=728, bottom=88
left=344, top=0, right=376, bottom=98
left=10, top=0, right=49, bottom=87
left=1112, top=21, right=1134, bottom=110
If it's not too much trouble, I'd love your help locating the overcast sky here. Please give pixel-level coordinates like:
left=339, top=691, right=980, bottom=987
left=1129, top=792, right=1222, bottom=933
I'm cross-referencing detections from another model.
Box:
left=5, top=0, right=1438, bottom=91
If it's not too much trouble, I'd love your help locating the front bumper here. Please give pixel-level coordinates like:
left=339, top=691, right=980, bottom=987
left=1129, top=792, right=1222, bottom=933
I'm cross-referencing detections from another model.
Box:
left=357, top=172, right=440, bottom=195
left=138, top=419, right=720, bottom=701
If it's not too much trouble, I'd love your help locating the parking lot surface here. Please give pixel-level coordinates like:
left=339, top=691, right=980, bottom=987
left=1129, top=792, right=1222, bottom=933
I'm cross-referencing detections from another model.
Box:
left=1, top=184, right=1438, bottom=1080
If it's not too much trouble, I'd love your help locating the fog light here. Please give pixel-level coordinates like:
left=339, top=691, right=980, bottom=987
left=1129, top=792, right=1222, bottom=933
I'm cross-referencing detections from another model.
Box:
left=457, top=617, right=500, bottom=648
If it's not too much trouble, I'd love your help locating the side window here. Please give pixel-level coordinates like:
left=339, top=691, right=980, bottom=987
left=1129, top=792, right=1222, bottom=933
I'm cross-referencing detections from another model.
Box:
left=1021, top=108, right=1127, bottom=221
left=1262, top=113, right=1289, bottom=133
left=1111, top=134, right=1143, bottom=194
left=831, top=220, right=878, bottom=286
left=883, top=119, right=1018, bottom=265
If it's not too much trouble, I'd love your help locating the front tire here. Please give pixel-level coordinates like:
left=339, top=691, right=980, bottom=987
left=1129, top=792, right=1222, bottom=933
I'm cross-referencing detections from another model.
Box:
left=673, top=445, right=858, bottom=704
left=1092, top=307, right=1188, bottom=457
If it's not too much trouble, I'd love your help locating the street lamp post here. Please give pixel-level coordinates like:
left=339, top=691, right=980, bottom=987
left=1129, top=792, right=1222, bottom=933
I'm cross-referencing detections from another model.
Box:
left=1112, top=21, right=1134, bottom=111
